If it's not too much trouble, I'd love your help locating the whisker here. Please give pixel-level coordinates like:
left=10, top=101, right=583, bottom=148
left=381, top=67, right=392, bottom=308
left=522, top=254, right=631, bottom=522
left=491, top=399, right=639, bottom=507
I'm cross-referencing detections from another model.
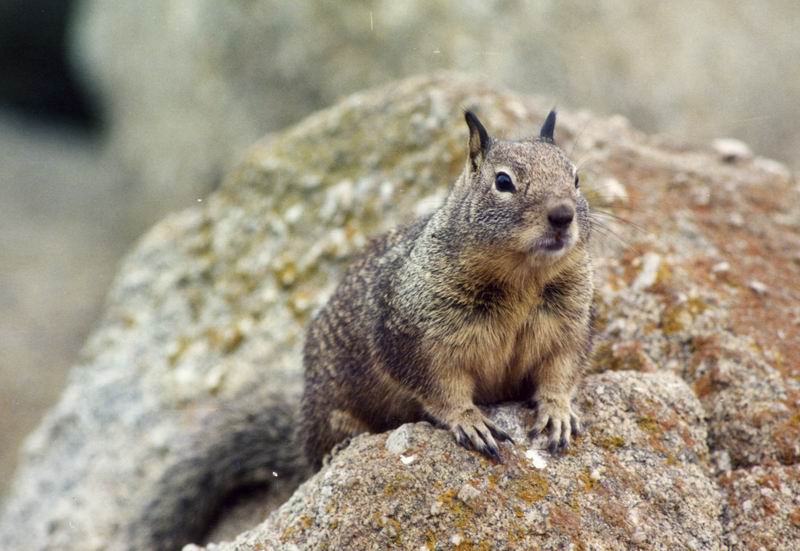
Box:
left=589, top=203, right=641, bottom=213
left=590, top=227, right=632, bottom=252
left=591, top=209, right=646, bottom=234
left=590, top=214, right=634, bottom=235
left=589, top=218, right=643, bottom=253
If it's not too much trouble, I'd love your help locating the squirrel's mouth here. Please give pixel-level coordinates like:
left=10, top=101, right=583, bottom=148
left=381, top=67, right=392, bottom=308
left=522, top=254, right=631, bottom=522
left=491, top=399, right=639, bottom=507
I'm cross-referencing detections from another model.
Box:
left=532, top=232, right=573, bottom=255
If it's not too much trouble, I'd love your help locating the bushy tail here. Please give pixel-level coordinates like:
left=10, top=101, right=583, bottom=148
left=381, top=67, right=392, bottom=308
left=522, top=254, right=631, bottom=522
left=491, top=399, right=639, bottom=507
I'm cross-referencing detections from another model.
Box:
left=125, top=390, right=308, bottom=551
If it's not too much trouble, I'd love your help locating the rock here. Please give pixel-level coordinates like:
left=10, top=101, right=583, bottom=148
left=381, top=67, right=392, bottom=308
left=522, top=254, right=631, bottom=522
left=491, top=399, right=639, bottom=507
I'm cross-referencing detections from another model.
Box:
left=711, top=261, right=731, bottom=274
left=385, top=425, right=414, bottom=456
left=194, top=372, right=723, bottom=550
left=1, top=74, right=799, bottom=549
left=720, top=465, right=800, bottom=550
left=748, top=279, right=768, bottom=296
left=456, top=483, right=481, bottom=506
left=688, top=333, right=800, bottom=468
left=71, top=1, right=800, bottom=220
left=753, top=157, right=792, bottom=180
left=592, top=176, right=629, bottom=206
left=712, top=138, right=753, bottom=163
left=632, top=252, right=662, bottom=291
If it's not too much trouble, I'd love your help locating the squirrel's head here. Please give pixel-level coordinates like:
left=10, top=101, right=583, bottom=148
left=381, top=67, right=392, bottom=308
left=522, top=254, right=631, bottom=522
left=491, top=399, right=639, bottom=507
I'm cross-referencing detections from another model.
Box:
left=451, top=109, right=590, bottom=266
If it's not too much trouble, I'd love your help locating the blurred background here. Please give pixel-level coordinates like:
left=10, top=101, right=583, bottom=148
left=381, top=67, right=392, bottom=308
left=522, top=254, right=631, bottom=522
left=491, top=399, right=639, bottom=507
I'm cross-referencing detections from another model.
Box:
left=1, top=0, right=798, bottom=495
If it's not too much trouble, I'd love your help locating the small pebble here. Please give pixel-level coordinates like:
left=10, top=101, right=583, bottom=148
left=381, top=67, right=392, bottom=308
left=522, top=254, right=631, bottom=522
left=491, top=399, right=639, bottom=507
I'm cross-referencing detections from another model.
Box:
left=593, top=177, right=629, bottom=205
left=691, top=185, right=711, bottom=207
left=748, top=280, right=768, bottom=296
left=712, top=138, right=753, bottom=163
left=728, top=212, right=744, bottom=228
left=457, top=483, right=481, bottom=504
left=753, top=157, right=791, bottom=179
left=711, top=261, right=730, bottom=274
left=525, top=448, right=548, bottom=469
left=632, top=252, right=662, bottom=291
left=631, top=528, right=647, bottom=545
left=385, top=425, right=412, bottom=455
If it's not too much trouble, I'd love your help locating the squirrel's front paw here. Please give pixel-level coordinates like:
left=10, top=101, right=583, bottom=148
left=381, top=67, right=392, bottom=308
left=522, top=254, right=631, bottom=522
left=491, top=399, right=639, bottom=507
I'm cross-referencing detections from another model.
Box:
left=528, top=395, right=582, bottom=455
left=448, top=408, right=514, bottom=462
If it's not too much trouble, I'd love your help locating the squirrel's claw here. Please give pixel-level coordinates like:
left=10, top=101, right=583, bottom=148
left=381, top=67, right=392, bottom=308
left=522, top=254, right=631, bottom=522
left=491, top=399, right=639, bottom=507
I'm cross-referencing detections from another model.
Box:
left=449, top=409, right=505, bottom=463
left=570, top=414, right=583, bottom=438
left=528, top=398, right=581, bottom=456
left=486, top=420, right=515, bottom=445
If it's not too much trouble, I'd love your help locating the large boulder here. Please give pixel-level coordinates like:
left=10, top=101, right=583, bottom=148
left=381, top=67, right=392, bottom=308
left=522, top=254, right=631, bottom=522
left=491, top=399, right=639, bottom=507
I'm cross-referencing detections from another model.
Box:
left=197, top=371, right=722, bottom=550
left=1, top=74, right=798, bottom=549
left=73, top=0, right=800, bottom=219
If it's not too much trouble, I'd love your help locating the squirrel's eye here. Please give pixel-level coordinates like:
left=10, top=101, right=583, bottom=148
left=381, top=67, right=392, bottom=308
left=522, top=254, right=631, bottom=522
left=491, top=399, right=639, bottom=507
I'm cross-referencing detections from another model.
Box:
left=495, top=172, right=516, bottom=193
left=574, top=174, right=580, bottom=189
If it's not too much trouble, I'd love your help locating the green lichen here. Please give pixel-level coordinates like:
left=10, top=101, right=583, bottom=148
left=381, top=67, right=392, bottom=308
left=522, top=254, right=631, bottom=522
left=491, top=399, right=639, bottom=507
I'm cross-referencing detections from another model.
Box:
left=437, top=488, right=474, bottom=529
left=579, top=468, right=597, bottom=492
left=636, top=417, right=662, bottom=435
left=509, top=471, right=549, bottom=504
left=167, top=336, right=191, bottom=367
left=595, top=434, right=626, bottom=451
left=660, top=296, right=708, bottom=335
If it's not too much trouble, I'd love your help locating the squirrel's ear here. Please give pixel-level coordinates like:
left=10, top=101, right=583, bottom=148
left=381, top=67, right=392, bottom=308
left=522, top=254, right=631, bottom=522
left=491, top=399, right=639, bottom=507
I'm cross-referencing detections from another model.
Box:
left=539, top=109, right=557, bottom=143
left=464, top=110, right=491, bottom=171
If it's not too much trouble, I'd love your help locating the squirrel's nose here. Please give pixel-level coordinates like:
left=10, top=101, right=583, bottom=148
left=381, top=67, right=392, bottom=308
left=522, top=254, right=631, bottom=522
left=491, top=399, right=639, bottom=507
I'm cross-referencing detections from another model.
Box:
left=547, top=204, right=575, bottom=230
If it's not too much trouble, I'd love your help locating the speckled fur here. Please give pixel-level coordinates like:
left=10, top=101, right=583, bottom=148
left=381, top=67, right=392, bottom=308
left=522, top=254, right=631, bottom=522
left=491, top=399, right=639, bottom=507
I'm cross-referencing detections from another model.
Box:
left=302, top=111, right=594, bottom=466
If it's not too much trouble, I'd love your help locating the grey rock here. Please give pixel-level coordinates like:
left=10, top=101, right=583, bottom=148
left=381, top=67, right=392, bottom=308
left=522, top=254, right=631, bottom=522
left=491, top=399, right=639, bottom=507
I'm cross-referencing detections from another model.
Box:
left=631, top=252, right=662, bottom=291
left=72, top=0, right=800, bottom=220
left=385, top=425, right=414, bottom=456
left=721, top=465, right=800, bottom=550
left=198, top=372, right=724, bottom=550
left=688, top=333, right=800, bottom=468
left=711, top=138, right=753, bottom=163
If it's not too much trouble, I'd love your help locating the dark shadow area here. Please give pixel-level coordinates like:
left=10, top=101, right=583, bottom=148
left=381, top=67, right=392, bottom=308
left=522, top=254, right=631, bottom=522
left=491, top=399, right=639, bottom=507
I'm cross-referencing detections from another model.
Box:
left=0, top=0, right=99, bottom=129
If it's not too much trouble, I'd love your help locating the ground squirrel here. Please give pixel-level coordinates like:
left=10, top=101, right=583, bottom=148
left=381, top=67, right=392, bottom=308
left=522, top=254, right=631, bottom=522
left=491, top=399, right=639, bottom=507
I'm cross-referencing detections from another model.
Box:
left=129, top=109, right=594, bottom=550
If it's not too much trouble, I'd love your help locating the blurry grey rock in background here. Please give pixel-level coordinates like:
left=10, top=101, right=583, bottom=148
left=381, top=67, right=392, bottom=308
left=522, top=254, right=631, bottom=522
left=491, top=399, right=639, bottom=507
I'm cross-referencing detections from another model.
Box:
left=0, top=114, right=129, bottom=496
left=74, top=0, right=800, bottom=220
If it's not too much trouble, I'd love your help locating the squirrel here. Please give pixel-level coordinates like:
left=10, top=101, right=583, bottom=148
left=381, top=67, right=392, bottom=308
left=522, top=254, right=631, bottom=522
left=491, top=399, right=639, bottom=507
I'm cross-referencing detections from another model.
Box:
left=126, top=109, right=594, bottom=550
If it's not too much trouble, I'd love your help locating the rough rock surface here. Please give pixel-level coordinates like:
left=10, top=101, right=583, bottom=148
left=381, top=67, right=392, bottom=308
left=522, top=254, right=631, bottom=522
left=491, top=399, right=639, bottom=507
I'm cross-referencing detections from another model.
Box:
left=1, top=74, right=798, bottom=549
left=721, top=465, right=800, bottom=549
left=196, top=371, right=722, bottom=550
left=73, top=0, right=800, bottom=218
